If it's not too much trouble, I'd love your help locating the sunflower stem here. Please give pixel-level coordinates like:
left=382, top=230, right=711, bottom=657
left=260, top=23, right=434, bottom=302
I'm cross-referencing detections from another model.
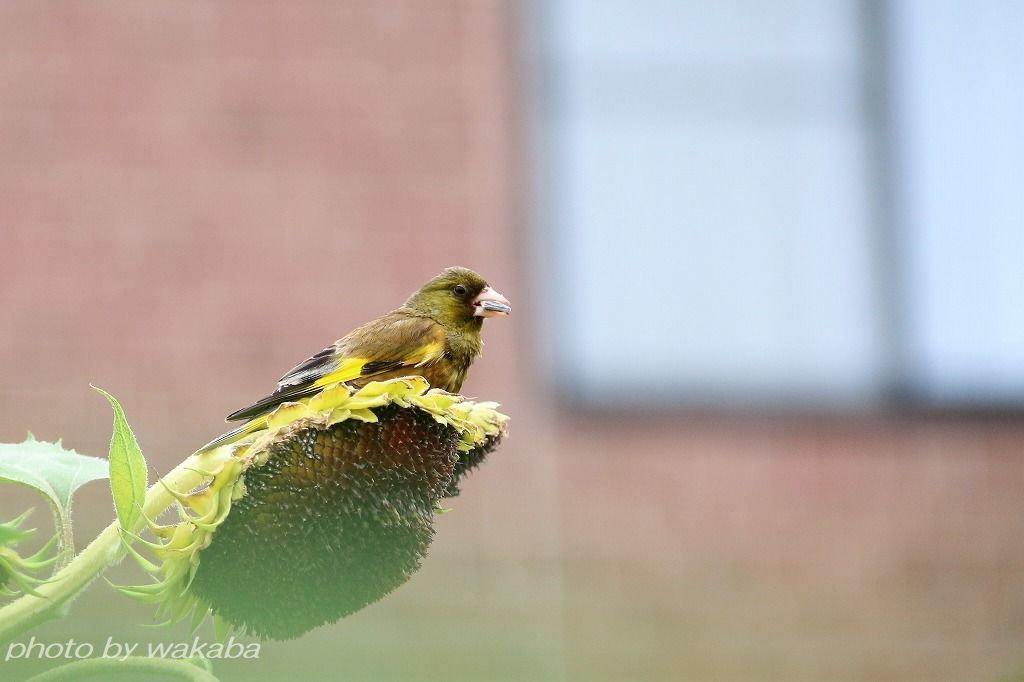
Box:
left=24, top=655, right=219, bottom=681
left=0, top=456, right=209, bottom=645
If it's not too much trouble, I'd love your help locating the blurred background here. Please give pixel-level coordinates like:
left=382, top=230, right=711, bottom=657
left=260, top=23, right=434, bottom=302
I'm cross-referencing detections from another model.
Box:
left=2, top=1, right=1023, bottom=680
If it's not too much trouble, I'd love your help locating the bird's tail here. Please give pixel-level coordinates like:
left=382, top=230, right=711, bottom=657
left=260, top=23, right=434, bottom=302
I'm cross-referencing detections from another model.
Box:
left=195, top=416, right=267, bottom=454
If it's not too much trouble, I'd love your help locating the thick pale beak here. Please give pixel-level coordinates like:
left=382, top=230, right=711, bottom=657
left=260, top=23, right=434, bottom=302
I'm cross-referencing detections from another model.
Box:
left=472, top=286, right=511, bottom=317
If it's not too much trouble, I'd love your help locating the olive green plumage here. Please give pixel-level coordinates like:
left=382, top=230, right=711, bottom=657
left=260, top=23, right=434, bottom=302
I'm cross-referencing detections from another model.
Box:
left=200, top=267, right=510, bottom=452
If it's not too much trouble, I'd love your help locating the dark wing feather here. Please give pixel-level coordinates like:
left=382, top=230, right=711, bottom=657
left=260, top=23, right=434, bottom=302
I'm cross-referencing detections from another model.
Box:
left=224, top=382, right=325, bottom=422
left=359, top=360, right=405, bottom=375
left=279, top=344, right=338, bottom=385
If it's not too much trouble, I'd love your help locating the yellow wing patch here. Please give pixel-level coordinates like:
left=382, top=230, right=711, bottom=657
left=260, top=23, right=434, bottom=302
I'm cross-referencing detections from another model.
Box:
left=311, top=357, right=372, bottom=389
left=305, top=341, right=442, bottom=390
left=308, top=342, right=442, bottom=389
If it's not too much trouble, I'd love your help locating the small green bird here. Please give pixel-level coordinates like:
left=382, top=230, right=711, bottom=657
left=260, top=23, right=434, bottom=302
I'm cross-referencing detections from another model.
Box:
left=200, top=267, right=511, bottom=452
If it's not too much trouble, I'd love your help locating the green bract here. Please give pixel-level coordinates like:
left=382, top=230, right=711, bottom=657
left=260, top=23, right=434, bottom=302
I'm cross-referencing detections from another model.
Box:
left=0, top=512, right=58, bottom=598
left=116, top=377, right=508, bottom=639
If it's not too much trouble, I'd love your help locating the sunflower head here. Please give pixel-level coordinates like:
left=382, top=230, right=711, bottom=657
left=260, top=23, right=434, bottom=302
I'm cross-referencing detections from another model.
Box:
left=119, top=377, right=507, bottom=639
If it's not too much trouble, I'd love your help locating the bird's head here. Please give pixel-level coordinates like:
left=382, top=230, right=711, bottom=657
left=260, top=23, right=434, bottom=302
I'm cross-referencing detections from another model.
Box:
left=405, top=267, right=511, bottom=329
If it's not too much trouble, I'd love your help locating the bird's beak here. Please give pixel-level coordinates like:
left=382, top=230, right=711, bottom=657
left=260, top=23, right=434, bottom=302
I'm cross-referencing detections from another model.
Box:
left=472, top=286, right=511, bottom=317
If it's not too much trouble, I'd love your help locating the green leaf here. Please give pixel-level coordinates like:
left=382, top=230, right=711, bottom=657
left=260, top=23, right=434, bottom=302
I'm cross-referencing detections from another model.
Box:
left=93, top=387, right=148, bottom=532
left=0, top=436, right=109, bottom=567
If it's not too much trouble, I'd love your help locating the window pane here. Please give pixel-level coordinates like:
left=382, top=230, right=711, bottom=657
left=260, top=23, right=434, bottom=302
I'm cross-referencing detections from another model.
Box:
left=890, top=0, right=1024, bottom=404
left=536, top=0, right=883, bottom=407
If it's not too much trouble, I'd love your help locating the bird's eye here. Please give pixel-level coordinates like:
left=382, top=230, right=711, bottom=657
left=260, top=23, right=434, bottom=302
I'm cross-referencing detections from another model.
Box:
left=452, top=285, right=468, bottom=297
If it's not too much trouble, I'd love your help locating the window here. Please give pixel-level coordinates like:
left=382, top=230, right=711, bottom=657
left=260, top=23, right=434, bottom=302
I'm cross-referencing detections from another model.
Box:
left=530, top=0, right=1024, bottom=408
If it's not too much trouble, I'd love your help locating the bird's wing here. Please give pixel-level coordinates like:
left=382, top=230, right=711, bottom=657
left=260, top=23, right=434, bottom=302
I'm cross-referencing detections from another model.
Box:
left=224, top=313, right=446, bottom=423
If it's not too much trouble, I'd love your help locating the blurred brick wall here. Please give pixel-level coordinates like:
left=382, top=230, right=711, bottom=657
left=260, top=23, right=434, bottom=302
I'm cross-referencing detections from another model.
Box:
left=557, top=413, right=1024, bottom=681
left=0, top=3, right=564, bottom=681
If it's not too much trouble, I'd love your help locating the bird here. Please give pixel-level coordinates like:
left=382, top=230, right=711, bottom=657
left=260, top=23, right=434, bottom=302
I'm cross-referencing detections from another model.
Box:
left=198, top=267, right=511, bottom=452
